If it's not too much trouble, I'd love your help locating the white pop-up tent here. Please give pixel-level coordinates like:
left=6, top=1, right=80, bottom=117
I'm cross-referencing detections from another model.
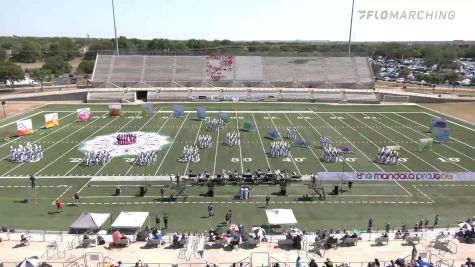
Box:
left=265, top=209, right=298, bottom=225
left=111, top=212, right=149, bottom=233
left=69, top=213, right=111, bottom=233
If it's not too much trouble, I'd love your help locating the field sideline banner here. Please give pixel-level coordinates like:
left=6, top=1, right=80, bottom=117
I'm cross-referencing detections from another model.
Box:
left=318, top=172, right=475, bottom=181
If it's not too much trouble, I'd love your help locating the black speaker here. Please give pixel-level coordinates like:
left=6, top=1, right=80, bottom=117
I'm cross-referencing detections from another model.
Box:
left=140, top=186, right=147, bottom=196
left=1, top=100, right=5, bottom=105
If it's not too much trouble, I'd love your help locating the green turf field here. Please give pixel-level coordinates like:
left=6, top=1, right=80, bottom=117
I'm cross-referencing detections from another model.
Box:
left=0, top=103, right=474, bottom=232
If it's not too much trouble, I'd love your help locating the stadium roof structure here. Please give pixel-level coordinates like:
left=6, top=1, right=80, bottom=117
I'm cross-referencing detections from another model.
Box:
left=91, top=55, right=374, bottom=89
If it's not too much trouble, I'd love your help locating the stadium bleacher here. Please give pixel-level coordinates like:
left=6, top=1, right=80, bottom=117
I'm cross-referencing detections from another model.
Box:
left=87, top=90, right=136, bottom=103
left=92, top=55, right=374, bottom=89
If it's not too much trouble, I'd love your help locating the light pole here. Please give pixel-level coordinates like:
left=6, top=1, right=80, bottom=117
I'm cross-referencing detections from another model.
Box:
left=112, top=0, right=120, bottom=56
left=348, top=0, right=355, bottom=57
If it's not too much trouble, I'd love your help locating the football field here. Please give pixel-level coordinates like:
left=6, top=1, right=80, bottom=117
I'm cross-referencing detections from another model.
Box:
left=0, top=103, right=474, bottom=232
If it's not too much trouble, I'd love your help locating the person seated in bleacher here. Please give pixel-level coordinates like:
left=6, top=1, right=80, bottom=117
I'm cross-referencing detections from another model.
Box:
left=286, top=232, right=293, bottom=240
left=416, top=256, right=430, bottom=267
left=395, top=229, right=402, bottom=239
left=180, top=233, right=188, bottom=244
left=292, top=234, right=302, bottom=250
left=172, top=233, right=179, bottom=246
left=381, top=232, right=388, bottom=238
left=340, top=232, right=350, bottom=242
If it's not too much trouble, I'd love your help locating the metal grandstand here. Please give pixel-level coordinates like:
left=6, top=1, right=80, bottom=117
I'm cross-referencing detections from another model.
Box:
left=91, top=55, right=374, bottom=89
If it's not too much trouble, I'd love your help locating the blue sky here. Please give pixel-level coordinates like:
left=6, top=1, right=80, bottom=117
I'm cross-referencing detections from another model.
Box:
left=0, top=0, right=473, bottom=41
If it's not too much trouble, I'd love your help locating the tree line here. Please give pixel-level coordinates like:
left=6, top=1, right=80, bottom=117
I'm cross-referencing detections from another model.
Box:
left=1, top=36, right=475, bottom=87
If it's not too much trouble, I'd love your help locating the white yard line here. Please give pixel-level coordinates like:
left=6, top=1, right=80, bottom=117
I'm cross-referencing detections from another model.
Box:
left=360, top=113, right=469, bottom=172
left=124, top=110, right=171, bottom=176
left=77, top=178, right=92, bottom=194
left=251, top=113, right=271, bottom=169
left=1, top=112, right=109, bottom=176
left=32, top=115, right=126, bottom=176
left=267, top=112, right=301, bottom=175
left=347, top=113, right=440, bottom=172
left=393, top=180, right=414, bottom=197
left=183, top=119, right=204, bottom=176
left=66, top=111, right=146, bottom=176
left=235, top=112, right=244, bottom=173
left=154, top=113, right=190, bottom=176
left=412, top=185, right=435, bottom=203
left=310, top=109, right=387, bottom=172
left=282, top=113, right=330, bottom=172
left=0, top=111, right=77, bottom=149
left=212, top=124, right=220, bottom=176
left=392, top=113, right=475, bottom=153
left=52, top=185, right=72, bottom=204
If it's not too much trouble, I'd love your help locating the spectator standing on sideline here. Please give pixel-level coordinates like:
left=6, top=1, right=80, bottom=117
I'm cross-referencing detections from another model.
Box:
left=411, top=245, right=417, bottom=261
left=163, top=214, right=168, bottom=229
left=155, top=215, right=160, bottom=229
left=55, top=199, right=63, bottom=212
left=160, top=187, right=165, bottom=200
left=434, top=214, right=440, bottom=228
left=30, top=175, right=37, bottom=189
left=368, top=218, right=373, bottom=232
left=266, top=195, right=270, bottom=207
left=74, top=192, right=80, bottom=205
left=208, top=204, right=214, bottom=218
left=309, top=259, right=318, bottom=267
left=296, top=256, right=302, bottom=267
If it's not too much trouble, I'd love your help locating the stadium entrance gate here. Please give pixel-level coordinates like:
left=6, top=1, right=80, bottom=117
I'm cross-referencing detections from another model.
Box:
left=136, top=90, right=147, bottom=101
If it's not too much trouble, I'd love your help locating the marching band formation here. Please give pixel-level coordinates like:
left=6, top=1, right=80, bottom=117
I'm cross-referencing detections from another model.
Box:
left=205, top=118, right=225, bottom=132
left=134, top=151, right=157, bottom=166
left=198, top=135, right=213, bottom=149
left=320, top=136, right=343, bottom=163
left=376, top=147, right=400, bottom=165
left=269, top=141, right=291, bottom=158
left=323, top=146, right=343, bottom=163
left=320, top=136, right=332, bottom=149
left=286, top=127, right=297, bottom=140
left=116, top=133, right=137, bottom=145
left=10, top=143, right=44, bottom=163
left=225, top=131, right=240, bottom=146
left=180, top=145, right=200, bottom=163
left=83, top=150, right=112, bottom=166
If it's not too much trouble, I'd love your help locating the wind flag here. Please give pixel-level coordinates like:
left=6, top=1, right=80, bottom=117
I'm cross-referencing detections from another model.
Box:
left=295, top=139, right=310, bottom=147
left=17, top=119, right=33, bottom=136
left=419, top=138, right=433, bottom=152
left=197, top=107, right=207, bottom=120
left=429, top=117, right=447, bottom=133
left=77, top=108, right=92, bottom=122
left=173, top=105, right=185, bottom=118
left=268, top=129, right=279, bottom=140
left=218, top=112, right=229, bottom=123
left=242, top=120, right=255, bottom=132
left=432, top=127, right=451, bottom=143
left=141, top=103, right=153, bottom=116
left=45, top=113, right=59, bottom=128
left=109, top=104, right=123, bottom=117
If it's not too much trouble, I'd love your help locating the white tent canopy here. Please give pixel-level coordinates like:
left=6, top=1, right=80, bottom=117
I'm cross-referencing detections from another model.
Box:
left=70, top=213, right=110, bottom=232
left=265, top=209, right=298, bottom=225
left=111, top=212, right=149, bottom=230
